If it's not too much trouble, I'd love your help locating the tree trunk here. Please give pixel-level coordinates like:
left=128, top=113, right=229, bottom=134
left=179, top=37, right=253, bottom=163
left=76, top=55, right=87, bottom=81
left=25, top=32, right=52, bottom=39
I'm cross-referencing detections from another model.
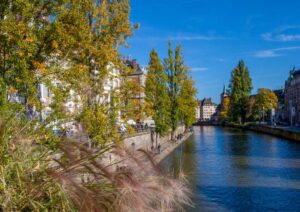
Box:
left=171, top=128, right=176, bottom=141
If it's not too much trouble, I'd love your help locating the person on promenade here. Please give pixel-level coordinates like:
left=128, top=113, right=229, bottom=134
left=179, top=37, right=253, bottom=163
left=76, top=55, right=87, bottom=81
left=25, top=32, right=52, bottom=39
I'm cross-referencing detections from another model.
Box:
left=157, top=144, right=161, bottom=154
left=131, top=142, right=135, bottom=153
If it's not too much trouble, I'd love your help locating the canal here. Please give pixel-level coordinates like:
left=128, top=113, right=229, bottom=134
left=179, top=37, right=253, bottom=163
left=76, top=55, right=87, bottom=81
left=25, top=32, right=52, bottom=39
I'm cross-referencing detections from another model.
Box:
left=162, top=126, right=300, bottom=212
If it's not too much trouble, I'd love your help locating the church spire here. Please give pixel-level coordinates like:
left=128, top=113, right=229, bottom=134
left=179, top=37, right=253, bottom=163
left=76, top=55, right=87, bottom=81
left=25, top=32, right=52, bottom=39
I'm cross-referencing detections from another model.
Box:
left=223, top=84, right=227, bottom=95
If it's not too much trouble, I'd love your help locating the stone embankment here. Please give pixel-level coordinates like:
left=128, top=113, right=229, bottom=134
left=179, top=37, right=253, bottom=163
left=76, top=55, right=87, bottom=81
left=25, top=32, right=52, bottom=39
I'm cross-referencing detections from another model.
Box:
left=123, top=126, right=193, bottom=163
left=153, top=132, right=193, bottom=163
left=226, top=123, right=300, bottom=142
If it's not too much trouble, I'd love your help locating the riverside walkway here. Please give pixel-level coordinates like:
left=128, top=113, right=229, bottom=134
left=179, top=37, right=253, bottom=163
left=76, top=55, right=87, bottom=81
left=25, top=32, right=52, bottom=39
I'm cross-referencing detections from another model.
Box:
left=153, top=132, right=193, bottom=164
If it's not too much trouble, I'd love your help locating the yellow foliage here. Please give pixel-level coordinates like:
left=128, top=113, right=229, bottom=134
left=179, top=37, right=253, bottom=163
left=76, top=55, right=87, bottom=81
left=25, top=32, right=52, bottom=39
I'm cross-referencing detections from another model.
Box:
left=51, top=40, right=58, bottom=49
left=25, top=37, right=33, bottom=43
left=18, top=50, right=24, bottom=56
left=8, top=87, right=17, bottom=94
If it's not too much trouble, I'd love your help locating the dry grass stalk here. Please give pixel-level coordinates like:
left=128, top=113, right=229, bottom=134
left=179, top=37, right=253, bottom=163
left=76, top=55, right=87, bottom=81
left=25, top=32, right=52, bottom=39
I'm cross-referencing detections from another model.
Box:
left=48, top=141, right=192, bottom=212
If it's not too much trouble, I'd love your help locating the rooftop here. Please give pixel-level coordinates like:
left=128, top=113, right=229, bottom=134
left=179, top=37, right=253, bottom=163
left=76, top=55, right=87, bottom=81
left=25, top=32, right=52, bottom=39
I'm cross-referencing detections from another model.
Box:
left=199, top=98, right=218, bottom=107
left=125, top=59, right=144, bottom=76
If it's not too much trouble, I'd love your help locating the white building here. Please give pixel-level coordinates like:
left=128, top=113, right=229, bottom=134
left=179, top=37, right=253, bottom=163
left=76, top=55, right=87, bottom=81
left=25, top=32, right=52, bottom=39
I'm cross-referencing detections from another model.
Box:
left=195, top=100, right=201, bottom=120
left=199, top=98, right=217, bottom=121
left=100, top=65, right=120, bottom=105
left=7, top=63, right=121, bottom=135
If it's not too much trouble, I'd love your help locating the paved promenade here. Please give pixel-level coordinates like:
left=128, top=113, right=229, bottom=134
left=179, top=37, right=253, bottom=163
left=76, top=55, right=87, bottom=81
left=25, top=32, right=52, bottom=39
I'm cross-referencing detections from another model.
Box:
left=153, top=132, right=193, bottom=164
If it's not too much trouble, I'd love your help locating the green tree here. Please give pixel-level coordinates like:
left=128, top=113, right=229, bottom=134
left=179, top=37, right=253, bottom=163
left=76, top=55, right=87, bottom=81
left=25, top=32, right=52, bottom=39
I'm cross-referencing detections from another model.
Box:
left=178, top=75, right=198, bottom=131
left=164, top=42, right=187, bottom=139
left=228, top=60, right=252, bottom=123
left=220, top=97, right=230, bottom=121
left=252, top=88, right=278, bottom=121
left=145, top=50, right=170, bottom=147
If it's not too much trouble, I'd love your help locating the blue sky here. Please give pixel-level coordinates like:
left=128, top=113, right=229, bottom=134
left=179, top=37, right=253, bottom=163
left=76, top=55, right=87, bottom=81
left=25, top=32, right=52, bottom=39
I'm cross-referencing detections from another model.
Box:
left=121, top=0, right=300, bottom=103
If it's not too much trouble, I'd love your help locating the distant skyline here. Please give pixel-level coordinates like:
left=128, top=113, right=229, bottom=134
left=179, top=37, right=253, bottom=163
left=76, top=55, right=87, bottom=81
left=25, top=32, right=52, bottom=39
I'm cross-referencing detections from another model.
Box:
left=121, top=0, right=300, bottom=103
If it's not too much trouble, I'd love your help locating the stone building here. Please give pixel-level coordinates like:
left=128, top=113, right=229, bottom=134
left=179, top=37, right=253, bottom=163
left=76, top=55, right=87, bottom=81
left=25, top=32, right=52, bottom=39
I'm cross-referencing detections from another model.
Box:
left=284, top=69, right=300, bottom=125
left=199, top=98, right=218, bottom=121
left=125, top=59, right=146, bottom=121
left=195, top=100, right=201, bottom=120
left=215, top=85, right=230, bottom=121
left=273, top=89, right=285, bottom=121
left=7, top=63, right=121, bottom=135
left=220, top=84, right=229, bottom=105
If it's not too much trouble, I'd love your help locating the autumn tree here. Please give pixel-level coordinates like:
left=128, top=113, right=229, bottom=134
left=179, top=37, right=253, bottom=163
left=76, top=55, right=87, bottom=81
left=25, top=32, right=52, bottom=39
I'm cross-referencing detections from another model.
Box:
left=0, top=1, right=193, bottom=211
left=0, top=0, right=62, bottom=111
left=145, top=50, right=170, bottom=147
left=53, top=0, right=132, bottom=145
left=119, top=62, right=144, bottom=124
left=228, top=60, right=252, bottom=123
left=178, top=75, right=198, bottom=131
left=252, top=88, right=278, bottom=121
left=219, top=97, right=230, bottom=121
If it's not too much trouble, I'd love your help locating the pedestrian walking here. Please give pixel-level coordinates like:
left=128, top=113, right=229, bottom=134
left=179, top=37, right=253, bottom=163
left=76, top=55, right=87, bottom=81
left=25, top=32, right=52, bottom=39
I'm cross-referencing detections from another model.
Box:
left=158, top=144, right=161, bottom=154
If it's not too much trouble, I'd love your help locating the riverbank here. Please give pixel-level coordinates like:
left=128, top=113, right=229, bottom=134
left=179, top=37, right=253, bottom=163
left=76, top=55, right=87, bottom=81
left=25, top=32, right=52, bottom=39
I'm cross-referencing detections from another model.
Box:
left=225, top=123, right=300, bottom=142
left=154, top=132, right=193, bottom=164
left=123, top=126, right=193, bottom=163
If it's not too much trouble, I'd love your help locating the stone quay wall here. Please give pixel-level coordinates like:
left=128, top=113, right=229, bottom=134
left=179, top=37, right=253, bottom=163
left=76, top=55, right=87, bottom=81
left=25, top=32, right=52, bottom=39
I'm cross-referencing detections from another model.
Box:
left=226, top=124, right=300, bottom=142
left=123, top=126, right=185, bottom=151
left=247, top=125, right=300, bottom=142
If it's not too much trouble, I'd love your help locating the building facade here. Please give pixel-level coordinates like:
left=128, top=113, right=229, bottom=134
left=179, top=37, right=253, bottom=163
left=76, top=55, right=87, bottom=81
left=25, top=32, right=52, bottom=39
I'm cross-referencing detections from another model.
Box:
left=195, top=100, right=201, bottom=120
left=125, top=59, right=146, bottom=121
left=215, top=85, right=230, bottom=121
left=273, top=89, right=285, bottom=122
left=199, top=98, right=218, bottom=121
left=6, top=63, right=121, bottom=135
left=284, top=69, right=300, bottom=125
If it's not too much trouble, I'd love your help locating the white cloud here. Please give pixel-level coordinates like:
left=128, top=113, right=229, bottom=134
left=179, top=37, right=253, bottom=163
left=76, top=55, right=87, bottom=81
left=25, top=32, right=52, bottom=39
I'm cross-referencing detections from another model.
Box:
left=253, top=46, right=300, bottom=58
left=261, top=33, right=273, bottom=41
left=169, top=35, right=222, bottom=41
left=262, top=33, right=300, bottom=42
left=133, top=34, right=225, bottom=42
left=191, top=67, right=208, bottom=72
left=276, top=34, right=300, bottom=42
left=261, top=26, right=300, bottom=42
left=254, top=50, right=280, bottom=58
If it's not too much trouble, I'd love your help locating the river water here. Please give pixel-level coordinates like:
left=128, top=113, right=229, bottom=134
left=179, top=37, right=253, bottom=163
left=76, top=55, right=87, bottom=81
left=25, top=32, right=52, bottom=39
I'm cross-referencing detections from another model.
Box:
left=161, top=126, right=300, bottom=212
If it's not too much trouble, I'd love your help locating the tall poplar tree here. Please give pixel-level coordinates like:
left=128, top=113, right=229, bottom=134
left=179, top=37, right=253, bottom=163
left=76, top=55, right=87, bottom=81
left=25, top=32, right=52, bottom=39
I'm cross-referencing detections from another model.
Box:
left=145, top=50, right=170, bottom=147
left=228, top=60, right=252, bottom=123
left=178, top=75, right=198, bottom=131
left=164, top=42, right=187, bottom=139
